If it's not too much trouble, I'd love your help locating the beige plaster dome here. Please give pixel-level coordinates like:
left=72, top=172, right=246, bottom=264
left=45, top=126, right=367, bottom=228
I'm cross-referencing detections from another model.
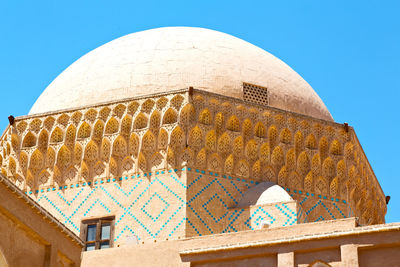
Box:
left=29, top=27, right=333, bottom=121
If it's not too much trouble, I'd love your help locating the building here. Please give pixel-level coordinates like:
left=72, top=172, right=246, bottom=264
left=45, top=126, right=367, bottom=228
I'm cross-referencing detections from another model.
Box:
left=0, top=27, right=399, bottom=266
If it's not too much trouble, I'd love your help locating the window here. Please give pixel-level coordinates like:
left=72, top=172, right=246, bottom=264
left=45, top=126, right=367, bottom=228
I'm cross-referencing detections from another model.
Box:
left=242, top=82, right=269, bottom=106
left=80, top=216, right=115, bottom=251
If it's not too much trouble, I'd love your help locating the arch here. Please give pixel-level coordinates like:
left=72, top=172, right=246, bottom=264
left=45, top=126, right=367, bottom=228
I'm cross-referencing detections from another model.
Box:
left=100, top=138, right=111, bottom=162
left=170, top=126, right=185, bottom=150
left=129, top=133, right=140, bottom=157
left=315, top=176, right=328, bottom=195
left=94, top=160, right=105, bottom=176
left=19, top=151, right=28, bottom=172
left=11, top=134, right=20, bottom=152
left=226, top=115, right=240, bottom=132
left=242, top=119, right=253, bottom=138
left=306, top=134, right=317, bottom=149
left=278, top=166, right=288, bottom=187
left=84, top=140, right=99, bottom=164
left=162, top=108, right=178, bottom=125
left=81, top=161, right=89, bottom=181
left=133, top=112, right=148, bottom=129
left=149, top=152, right=164, bottom=170
left=57, top=145, right=71, bottom=169
left=322, top=157, right=335, bottom=181
left=71, top=111, right=82, bottom=124
left=65, top=125, right=76, bottom=144
left=196, top=148, right=207, bottom=169
left=112, top=135, right=128, bottom=158
left=158, top=128, right=169, bottom=150
left=217, top=132, right=231, bottom=154
left=254, top=122, right=266, bottom=138
left=92, top=120, right=104, bottom=141
left=245, top=139, right=259, bottom=162
left=57, top=114, right=70, bottom=126
left=344, top=142, right=354, bottom=160
left=271, top=145, right=284, bottom=169
left=329, top=139, right=342, bottom=155
left=141, top=130, right=156, bottom=152
left=166, top=147, right=176, bottom=167
left=208, top=153, right=222, bottom=172
left=233, top=136, right=244, bottom=156
left=311, top=153, right=321, bottom=176
left=309, top=260, right=331, bottom=267
left=122, top=156, right=135, bottom=174
left=235, top=159, right=250, bottom=178
left=297, top=151, right=311, bottom=177
left=29, top=149, right=44, bottom=172
left=252, top=160, right=261, bottom=180
left=330, top=176, right=339, bottom=197
left=105, top=117, right=119, bottom=134
left=205, top=129, right=216, bottom=152
left=289, top=171, right=302, bottom=189
left=198, top=108, right=212, bottom=125
left=319, top=136, right=329, bottom=160
left=255, top=144, right=269, bottom=166
left=180, top=103, right=195, bottom=126
left=141, top=99, right=155, bottom=113
left=337, top=160, right=346, bottom=179
left=263, top=166, right=276, bottom=183
left=279, top=128, right=292, bottom=144
left=84, top=108, right=98, bottom=122
left=236, top=182, right=293, bottom=208
left=47, top=147, right=56, bottom=167
left=50, top=127, right=63, bottom=143
left=188, top=125, right=203, bottom=148
left=113, top=104, right=126, bottom=118
left=73, top=143, right=82, bottom=165
left=286, top=148, right=296, bottom=172
left=16, top=121, right=28, bottom=134
left=22, top=132, right=36, bottom=148
left=215, top=112, right=224, bottom=131
left=156, top=97, right=168, bottom=110
left=8, top=156, right=16, bottom=176
left=224, top=154, right=234, bottom=174
left=149, top=110, right=161, bottom=128
left=29, top=118, right=42, bottom=132
left=38, top=170, right=50, bottom=185
left=171, top=94, right=184, bottom=110
left=294, top=131, right=304, bottom=153
left=268, top=125, right=278, bottom=148
left=138, top=152, right=147, bottom=172
left=127, top=101, right=139, bottom=115
left=77, top=122, right=91, bottom=139
left=43, top=116, right=55, bottom=130
left=109, top=156, right=118, bottom=176
left=65, top=166, right=77, bottom=185
left=99, top=106, right=111, bottom=120
left=304, top=171, right=313, bottom=192
left=179, top=147, right=194, bottom=166
left=121, top=115, right=133, bottom=135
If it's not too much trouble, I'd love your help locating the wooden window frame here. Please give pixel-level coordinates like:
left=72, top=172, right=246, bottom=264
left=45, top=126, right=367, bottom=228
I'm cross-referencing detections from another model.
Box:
left=80, top=216, right=115, bottom=251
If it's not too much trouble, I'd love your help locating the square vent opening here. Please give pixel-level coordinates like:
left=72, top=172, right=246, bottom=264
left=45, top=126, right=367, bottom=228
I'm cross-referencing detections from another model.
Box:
left=242, top=82, right=269, bottom=106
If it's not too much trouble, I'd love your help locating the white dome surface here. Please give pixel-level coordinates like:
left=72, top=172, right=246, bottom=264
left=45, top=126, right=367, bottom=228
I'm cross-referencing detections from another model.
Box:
left=29, top=27, right=332, bottom=121
left=236, top=182, right=293, bottom=208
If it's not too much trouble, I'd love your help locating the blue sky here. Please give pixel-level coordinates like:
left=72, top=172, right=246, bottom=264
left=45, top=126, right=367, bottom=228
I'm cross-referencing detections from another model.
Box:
left=0, top=1, right=399, bottom=222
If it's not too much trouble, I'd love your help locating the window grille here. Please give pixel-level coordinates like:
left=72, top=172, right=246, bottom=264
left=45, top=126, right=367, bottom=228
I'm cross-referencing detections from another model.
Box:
left=243, top=82, right=269, bottom=106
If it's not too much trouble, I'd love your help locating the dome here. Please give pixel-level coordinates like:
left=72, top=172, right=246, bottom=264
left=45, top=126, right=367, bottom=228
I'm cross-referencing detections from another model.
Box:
left=236, top=182, right=293, bottom=208
left=29, top=27, right=333, bottom=121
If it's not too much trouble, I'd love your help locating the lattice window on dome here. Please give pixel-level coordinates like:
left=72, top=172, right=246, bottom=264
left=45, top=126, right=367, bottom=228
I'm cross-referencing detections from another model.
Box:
left=242, top=82, right=269, bottom=106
